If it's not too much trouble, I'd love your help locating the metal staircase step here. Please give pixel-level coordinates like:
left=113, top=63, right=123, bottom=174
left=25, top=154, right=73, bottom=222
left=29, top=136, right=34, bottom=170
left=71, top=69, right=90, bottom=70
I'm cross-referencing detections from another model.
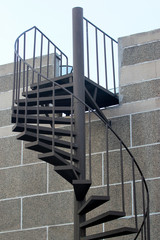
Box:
left=14, top=95, right=71, bottom=107
left=22, top=82, right=73, bottom=98
left=13, top=123, right=76, bottom=137
left=54, top=148, right=79, bottom=162
left=72, top=180, right=91, bottom=201
left=11, top=114, right=74, bottom=125
left=17, top=131, right=77, bottom=149
left=25, top=140, right=51, bottom=153
left=38, top=151, right=69, bottom=166
left=54, top=165, right=80, bottom=184
left=13, top=106, right=72, bottom=115
left=78, top=196, right=110, bottom=215
left=81, top=227, right=138, bottom=240
left=80, top=211, right=125, bottom=229
left=12, top=114, right=52, bottom=124
left=30, top=73, right=73, bottom=90
left=38, top=148, right=78, bottom=164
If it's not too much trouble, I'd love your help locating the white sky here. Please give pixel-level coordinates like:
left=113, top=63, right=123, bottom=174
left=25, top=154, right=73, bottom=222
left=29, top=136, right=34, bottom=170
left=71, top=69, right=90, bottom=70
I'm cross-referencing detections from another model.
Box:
left=0, top=0, right=160, bottom=65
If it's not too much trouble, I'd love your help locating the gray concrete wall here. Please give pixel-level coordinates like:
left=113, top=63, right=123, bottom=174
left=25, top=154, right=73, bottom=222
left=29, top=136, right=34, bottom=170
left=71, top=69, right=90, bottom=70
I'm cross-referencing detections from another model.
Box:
left=0, top=28, right=160, bottom=239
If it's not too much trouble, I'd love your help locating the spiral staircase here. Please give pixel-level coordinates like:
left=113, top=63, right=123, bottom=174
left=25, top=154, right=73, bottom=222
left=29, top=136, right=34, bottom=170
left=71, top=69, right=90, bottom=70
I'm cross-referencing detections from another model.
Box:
left=11, top=8, right=150, bottom=240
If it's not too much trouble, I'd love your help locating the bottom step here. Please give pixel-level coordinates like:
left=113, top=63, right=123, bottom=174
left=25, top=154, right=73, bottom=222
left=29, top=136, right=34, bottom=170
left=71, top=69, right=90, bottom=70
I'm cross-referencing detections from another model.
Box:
left=81, top=227, right=138, bottom=240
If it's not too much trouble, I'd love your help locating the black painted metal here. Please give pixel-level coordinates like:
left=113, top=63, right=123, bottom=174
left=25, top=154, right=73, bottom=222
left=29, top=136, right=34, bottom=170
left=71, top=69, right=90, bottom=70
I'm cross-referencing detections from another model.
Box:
left=83, top=17, right=118, bottom=93
left=11, top=7, right=150, bottom=240
left=73, top=7, right=86, bottom=239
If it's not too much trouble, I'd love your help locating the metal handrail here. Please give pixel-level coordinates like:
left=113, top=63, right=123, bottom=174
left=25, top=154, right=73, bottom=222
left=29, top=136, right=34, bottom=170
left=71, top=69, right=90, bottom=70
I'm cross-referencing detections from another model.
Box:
left=83, top=17, right=118, bottom=94
left=13, top=26, right=150, bottom=240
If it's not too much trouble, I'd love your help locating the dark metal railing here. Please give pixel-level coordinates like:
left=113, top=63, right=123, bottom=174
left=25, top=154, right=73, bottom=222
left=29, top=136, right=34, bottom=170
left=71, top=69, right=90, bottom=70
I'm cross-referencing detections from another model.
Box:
left=83, top=17, right=118, bottom=94
left=12, top=26, right=150, bottom=239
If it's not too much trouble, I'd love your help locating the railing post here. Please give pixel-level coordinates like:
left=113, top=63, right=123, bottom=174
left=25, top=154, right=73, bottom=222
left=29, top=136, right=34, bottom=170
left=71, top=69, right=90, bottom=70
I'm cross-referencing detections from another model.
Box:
left=72, top=7, right=86, bottom=240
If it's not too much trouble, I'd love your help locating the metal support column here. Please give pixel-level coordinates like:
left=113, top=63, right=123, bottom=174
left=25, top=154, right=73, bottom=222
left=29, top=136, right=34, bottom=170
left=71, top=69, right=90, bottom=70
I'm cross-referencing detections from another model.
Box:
left=72, top=7, right=86, bottom=239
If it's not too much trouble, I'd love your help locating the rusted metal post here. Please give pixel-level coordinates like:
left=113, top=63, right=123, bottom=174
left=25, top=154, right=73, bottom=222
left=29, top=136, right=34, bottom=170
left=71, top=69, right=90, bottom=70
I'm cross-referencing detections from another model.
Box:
left=72, top=7, right=86, bottom=239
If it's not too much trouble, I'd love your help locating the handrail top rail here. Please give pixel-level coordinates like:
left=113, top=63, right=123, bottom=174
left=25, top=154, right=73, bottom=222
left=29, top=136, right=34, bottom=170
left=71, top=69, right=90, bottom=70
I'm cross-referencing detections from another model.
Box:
left=14, top=26, right=68, bottom=59
left=83, top=17, right=118, bottom=44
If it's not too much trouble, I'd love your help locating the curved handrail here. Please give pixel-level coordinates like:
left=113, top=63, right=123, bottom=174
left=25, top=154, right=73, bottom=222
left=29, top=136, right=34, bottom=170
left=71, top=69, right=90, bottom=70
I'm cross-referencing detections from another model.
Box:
left=13, top=26, right=150, bottom=240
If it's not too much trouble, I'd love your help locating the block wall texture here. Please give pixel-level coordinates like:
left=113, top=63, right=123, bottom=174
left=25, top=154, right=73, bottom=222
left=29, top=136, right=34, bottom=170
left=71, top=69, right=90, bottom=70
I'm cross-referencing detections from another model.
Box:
left=0, top=28, right=160, bottom=239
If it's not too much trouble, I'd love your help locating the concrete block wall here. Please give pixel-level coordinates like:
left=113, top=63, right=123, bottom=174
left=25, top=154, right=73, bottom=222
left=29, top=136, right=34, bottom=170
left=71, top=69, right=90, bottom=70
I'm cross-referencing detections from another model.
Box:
left=0, top=28, right=160, bottom=239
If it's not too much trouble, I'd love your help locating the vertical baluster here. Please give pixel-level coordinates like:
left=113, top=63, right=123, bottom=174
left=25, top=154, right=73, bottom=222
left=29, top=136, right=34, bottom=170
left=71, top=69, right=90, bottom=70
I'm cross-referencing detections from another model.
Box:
left=47, top=41, right=50, bottom=78
left=16, top=40, right=19, bottom=101
left=66, top=56, right=69, bottom=75
left=141, top=227, right=144, bottom=240
left=132, top=157, right=138, bottom=229
left=88, top=108, right=91, bottom=181
left=25, top=66, right=29, bottom=132
left=120, top=141, right=125, bottom=213
left=111, top=40, right=116, bottom=94
left=106, top=125, right=109, bottom=196
left=12, top=52, right=17, bottom=113
left=16, top=58, right=21, bottom=125
left=95, top=28, right=99, bottom=85
left=54, top=46, right=56, bottom=78
left=142, top=177, right=146, bottom=240
left=86, top=20, right=90, bottom=79
left=37, top=74, right=40, bottom=141
left=40, top=34, right=43, bottom=81
left=52, top=82, right=55, bottom=153
left=60, top=52, right=62, bottom=76
left=70, top=95, right=73, bottom=165
left=32, top=28, right=36, bottom=84
left=103, top=34, right=108, bottom=89
left=147, top=194, right=150, bottom=240
left=23, top=32, right=26, bottom=92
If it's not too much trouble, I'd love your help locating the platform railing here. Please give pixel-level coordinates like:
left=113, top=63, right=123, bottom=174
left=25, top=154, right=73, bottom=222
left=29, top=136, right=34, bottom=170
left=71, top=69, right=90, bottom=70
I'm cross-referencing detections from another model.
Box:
left=83, top=17, right=118, bottom=94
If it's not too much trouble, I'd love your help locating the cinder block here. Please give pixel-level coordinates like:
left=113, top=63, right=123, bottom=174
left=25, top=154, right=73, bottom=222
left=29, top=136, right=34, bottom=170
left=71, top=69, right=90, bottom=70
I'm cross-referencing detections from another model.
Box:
left=23, top=143, right=40, bottom=164
left=120, top=60, right=157, bottom=86
left=0, top=74, right=14, bottom=92
left=104, top=144, right=160, bottom=185
left=130, top=144, right=160, bottom=179
left=121, top=79, right=160, bottom=103
left=86, top=116, right=130, bottom=154
left=135, top=178, right=160, bottom=217
left=86, top=183, right=132, bottom=219
left=0, top=109, right=11, bottom=127
left=0, top=163, right=47, bottom=199
left=0, top=136, right=21, bottom=168
left=23, top=192, right=74, bottom=228
left=0, top=199, right=20, bottom=232
left=48, top=225, right=73, bottom=240
left=118, top=28, right=160, bottom=49
left=146, top=178, right=160, bottom=213
left=122, top=41, right=160, bottom=66
left=49, top=164, right=72, bottom=192
left=0, top=228, right=47, bottom=240
left=86, top=153, right=103, bottom=187
left=132, top=110, right=160, bottom=146
left=0, top=91, right=12, bottom=110
left=150, top=214, right=160, bottom=240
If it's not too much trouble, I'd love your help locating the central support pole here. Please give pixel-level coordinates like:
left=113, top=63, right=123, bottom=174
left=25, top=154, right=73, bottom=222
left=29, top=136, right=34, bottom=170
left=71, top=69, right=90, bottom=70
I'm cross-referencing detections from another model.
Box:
left=72, top=7, right=86, bottom=239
